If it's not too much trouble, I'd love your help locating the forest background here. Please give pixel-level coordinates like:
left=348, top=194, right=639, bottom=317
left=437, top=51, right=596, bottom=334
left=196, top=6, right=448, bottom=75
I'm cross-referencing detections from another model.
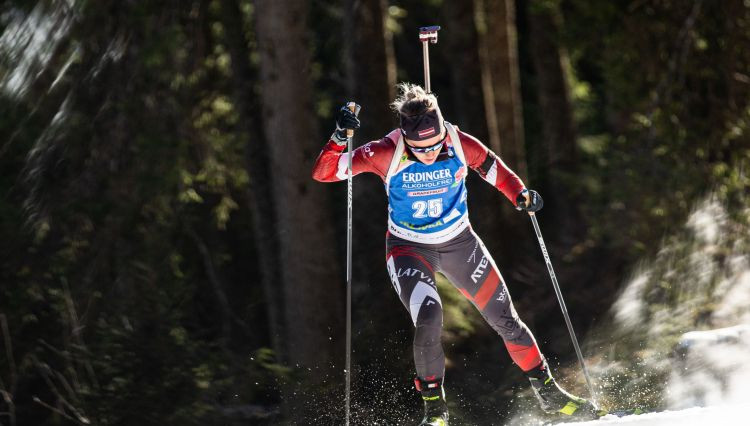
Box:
left=1, top=0, right=749, bottom=425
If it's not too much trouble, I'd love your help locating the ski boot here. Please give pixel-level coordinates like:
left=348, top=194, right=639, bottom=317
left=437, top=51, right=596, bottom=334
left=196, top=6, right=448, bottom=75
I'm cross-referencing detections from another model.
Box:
left=415, top=377, right=449, bottom=426
left=525, top=362, right=601, bottom=419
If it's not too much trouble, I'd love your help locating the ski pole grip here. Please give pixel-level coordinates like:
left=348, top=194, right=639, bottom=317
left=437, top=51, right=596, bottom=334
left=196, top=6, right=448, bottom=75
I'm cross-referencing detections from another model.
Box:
left=345, top=102, right=360, bottom=138
left=419, top=26, right=440, bottom=43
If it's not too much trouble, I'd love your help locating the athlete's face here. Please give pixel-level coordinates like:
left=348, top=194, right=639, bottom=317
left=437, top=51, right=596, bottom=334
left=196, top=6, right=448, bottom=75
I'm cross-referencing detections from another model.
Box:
left=405, top=130, right=446, bottom=165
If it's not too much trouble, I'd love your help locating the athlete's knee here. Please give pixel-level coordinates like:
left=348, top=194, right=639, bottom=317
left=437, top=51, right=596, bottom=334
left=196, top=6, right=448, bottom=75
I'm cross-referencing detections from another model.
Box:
left=403, top=276, right=442, bottom=326
left=413, top=302, right=443, bottom=357
left=483, top=305, right=530, bottom=343
left=497, top=319, right=528, bottom=343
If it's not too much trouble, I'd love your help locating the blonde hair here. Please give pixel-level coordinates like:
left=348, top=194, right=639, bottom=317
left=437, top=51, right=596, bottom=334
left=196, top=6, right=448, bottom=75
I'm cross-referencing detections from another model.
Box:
left=390, top=82, right=439, bottom=116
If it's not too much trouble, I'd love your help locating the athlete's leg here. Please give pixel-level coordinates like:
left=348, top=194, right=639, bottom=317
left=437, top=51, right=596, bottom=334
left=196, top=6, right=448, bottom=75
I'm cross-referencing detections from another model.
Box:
left=385, top=240, right=444, bottom=381
left=386, top=238, right=450, bottom=424
left=438, top=229, right=599, bottom=418
left=438, top=229, right=543, bottom=372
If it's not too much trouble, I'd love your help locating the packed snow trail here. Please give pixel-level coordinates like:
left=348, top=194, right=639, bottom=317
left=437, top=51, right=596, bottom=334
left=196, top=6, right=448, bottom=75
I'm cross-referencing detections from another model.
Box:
left=564, top=403, right=750, bottom=425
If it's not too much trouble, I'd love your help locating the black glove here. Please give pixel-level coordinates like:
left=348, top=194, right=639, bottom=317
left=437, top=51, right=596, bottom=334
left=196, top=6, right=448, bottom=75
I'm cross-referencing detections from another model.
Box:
left=333, top=104, right=361, bottom=143
left=516, top=189, right=543, bottom=212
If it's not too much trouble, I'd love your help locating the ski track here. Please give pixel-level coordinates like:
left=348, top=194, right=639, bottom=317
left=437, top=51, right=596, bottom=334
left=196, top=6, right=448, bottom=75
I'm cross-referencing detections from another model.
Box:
left=564, top=403, right=750, bottom=425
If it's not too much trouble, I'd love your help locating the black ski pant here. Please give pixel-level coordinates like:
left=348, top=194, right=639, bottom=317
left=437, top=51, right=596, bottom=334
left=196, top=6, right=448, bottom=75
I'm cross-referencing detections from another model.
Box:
left=386, top=227, right=543, bottom=383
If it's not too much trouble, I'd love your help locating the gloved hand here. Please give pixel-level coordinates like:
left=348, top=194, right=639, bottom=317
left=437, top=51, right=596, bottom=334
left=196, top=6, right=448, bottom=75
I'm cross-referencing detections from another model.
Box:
left=333, top=104, right=361, bottom=144
left=516, top=188, right=543, bottom=212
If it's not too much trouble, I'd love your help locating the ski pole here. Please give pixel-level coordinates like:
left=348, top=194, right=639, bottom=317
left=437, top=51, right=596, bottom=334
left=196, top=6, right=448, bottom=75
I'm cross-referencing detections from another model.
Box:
left=419, top=26, right=440, bottom=92
left=344, top=101, right=360, bottom=426
left=528, top=212, right=597, bottom=406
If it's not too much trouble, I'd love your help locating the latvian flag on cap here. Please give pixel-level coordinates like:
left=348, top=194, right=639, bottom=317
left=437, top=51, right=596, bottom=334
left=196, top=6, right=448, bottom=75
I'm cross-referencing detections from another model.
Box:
left=400, top=107, right=443, bottom=141
left=418, top=127, right=436, bottom=138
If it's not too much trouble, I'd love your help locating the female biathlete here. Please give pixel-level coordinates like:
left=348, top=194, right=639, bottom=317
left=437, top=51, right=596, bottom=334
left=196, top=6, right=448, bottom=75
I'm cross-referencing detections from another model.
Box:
left=312, top=83, right=597, bottom=425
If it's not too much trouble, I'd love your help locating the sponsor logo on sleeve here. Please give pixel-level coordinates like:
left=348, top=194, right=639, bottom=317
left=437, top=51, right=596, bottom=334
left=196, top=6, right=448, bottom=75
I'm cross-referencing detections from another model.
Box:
left=364, top=143, right=374, bottom=157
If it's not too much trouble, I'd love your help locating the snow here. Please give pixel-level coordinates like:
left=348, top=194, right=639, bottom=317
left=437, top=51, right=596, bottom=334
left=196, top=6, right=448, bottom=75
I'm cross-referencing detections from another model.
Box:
left=577, top=198, right=750, bottom=426
left=557, top=198, right=750, bottom=426
left=566, top=404, right=750, bottom=425
left=669, top=325, right=750, bottom=408
left=571, top=325, right=750, bottom=425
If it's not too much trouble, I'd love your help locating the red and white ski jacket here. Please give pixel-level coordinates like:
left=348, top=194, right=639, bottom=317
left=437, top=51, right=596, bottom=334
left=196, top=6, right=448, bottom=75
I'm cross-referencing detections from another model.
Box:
left=312, top=127, right=525, bottom=205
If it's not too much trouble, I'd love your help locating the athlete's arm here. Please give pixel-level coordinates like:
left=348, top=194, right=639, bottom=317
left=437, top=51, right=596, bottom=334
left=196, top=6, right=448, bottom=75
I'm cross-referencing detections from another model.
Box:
left=457, top=129, right=525, bottom=205
left=311, top=134, right=395, bottom=182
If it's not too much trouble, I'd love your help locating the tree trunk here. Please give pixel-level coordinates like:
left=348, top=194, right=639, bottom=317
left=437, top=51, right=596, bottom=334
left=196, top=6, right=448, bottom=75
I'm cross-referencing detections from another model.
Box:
left=527, top=1, right=583, bottom=245
left=219, top=0, right=286, bottom=364
left=472, top=0, right=528, bottom=262
left=254, top=0, right=344, bottom=374
left=344, top=0, right=395, bottom=142
left=477, top=0, right=526, bottom=178
left=442, top=1, right=489, bottom=143
left=528, top=4, right=576, bottom=175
